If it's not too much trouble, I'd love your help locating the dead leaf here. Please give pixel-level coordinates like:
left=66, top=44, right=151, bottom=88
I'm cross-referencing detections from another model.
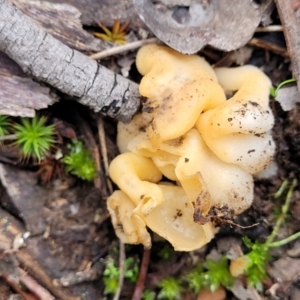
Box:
left=133, top=0, right=262, bottom=54
left=275, top=86, right=300, bottom=111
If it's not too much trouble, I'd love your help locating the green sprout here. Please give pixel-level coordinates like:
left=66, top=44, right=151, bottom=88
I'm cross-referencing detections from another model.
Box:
left=183, top=264, right=204, bottom=294
left=13, top=116, right=55, bottom=161
left=103, top=257, right=139, bottom=295
left=231, top=179, right=300, bottom=291
left=203, top=257, right=234, bottom=292
left=142, top=289, right=156, bottom=300
left=158, top=244, right=174, bottom=260
left=155, top=256, right=233, bottom=299
left=0, top=115, right=11, bottom=138
left=158, top=277, right=183, bottom=300
left=61, top=139, right=97, bottom=181
left=241, top=237, right=271, bottom=291
left=103, top=258, right=120, bottom=295
left=270, top=78, right=297, bottom=97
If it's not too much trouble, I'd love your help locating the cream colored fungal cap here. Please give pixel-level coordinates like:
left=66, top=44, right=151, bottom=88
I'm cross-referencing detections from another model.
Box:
left=108, top=152, right=163, bottom=215
left=174, top=129, right=254, bottom=216
left=136, top=44, right=226, bottom=147
left=196, top=65, right=275, bottom=174
left=107, top=190, right=152, bottom=248
left=116, top=121, right=254, bottom=217
left=107, top=185, right=215, bottom=251
left=108, top=46, right=275, bottom=251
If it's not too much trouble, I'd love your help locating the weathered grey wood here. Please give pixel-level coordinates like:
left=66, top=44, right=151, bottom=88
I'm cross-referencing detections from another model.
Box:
left=0, top=51, right=57, bottom=117
left=12, top=0, right=108, bottom=53
left=275, top=0, right=300, bottom=93
left=42, top=0, right=146, bottom=29
left=133, top=0, right=261, bottom=54
left=0, top=0, right=140, bottom=122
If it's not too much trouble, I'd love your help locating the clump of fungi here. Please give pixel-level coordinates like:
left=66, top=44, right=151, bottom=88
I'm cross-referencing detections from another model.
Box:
left=107, top=44, right=275, bottom=251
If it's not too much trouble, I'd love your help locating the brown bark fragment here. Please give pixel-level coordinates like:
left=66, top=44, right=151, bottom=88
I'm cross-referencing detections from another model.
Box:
left=45, top=0, right=146, bottom=29
left=0, top=52, right=58, bottom=117
left=11, top=0, right=107, bottom=53
left=0, top=207, right=80, bottom=300
left=275, top=0, right=300, bottom=92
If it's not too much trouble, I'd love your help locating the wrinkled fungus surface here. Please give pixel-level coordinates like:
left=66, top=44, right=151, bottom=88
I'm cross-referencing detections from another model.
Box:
left=107, top=44, right=275, bottom=251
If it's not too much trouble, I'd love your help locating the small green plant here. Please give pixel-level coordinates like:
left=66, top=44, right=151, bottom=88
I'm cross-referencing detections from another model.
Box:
left=203, top=257, right=234, bottom=292
left=240, top=237, right=271, bottom=291
left=14, top=116, right=55, bottom=161
left=183, top=264, right=204, bottom=294
left=158, top=244, right=174, bottom=260
left=183, top=257, right=234, bottom=293
left=270, top=78, right=297, bottom=97
left=0, top=115, right=11, bottom=139
left=61, top=139, right=97, bottom=181
left=142, top=289, right=156, bottom=300
left=157, top=277, right=183, bottom=300
left=123, top=257, right=139, bottom=282
left=103, top=257, right=139, bottom=295
left=230, top=179, right=300, bottom=291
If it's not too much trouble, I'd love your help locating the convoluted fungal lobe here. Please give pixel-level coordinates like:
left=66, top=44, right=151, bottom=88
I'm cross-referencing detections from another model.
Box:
left=108, top=152, right=163, bottom=215
left=107, top=45, right=275, bottom=251
left=196, top=66, right=275, bottom=174
left=107, top=185, right=215, bottom=251
left=136, top=44, right=226, bottom=147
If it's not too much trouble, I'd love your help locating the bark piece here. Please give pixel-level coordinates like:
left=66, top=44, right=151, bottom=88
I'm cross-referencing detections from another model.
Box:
left=231, top=279, right=262, bottom=300
left=12, top=0, right=107, bottom=53
left=133, top=0, right=261, bottom=54
left=275, top=0, right=300, bottom=93
left=0, top=207, right=80, bottom=300
left=0, top=52, right=58, bottom=117
left=45, top=0, right=146, bottom=29
left=0, top=164, right=47, bottom=235
left=0, top=0, right=140, bottom=122
left=268, top=256, right=300, bottom=282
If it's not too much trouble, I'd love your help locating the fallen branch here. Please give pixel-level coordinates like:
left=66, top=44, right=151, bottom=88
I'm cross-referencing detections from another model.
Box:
left=0, top=0, right=140, bottom=122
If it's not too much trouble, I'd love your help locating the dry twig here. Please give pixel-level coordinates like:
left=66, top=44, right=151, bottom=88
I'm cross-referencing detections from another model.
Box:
left=132, top=248, right=151, bottom=300
left=97, top=116, right=113, bottom=195
left=89, top=38, right=159, bottom=60
left=113, top=241, right=126, bottom=300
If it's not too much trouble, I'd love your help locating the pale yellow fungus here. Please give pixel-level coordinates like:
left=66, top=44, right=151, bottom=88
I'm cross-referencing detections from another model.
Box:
left=107, top=45, right=275, bottom=251
left=107, top=184, right=215, bottom=251
left=229, top=256, right=251, bottom=277
left=196, top=65, right=275, bottom=174
left=107, top=190, right=152, bottom=248
left=136, top=44, right=226, bottom=147
left=108, top=152, right=163, bottom=215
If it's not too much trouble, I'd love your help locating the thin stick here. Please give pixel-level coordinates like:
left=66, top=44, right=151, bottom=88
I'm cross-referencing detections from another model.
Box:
left=0, top=134, right=17, bottom=141
left=89, top=38, right=159, bottom=60
left=255, top=25, right=283, bottom=32
left=113, top=241, right=125, bottom=300
left=268, top=231, right=300, bottom=248
left=132, top=248, right=151, bottom=300
left=20, top=270, right=55, bottom=300
left=267, top=179, right=298, bottom=244
left=97, top=116, right=113, bottom=194
left=274, top=179, right=289, bottom=198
